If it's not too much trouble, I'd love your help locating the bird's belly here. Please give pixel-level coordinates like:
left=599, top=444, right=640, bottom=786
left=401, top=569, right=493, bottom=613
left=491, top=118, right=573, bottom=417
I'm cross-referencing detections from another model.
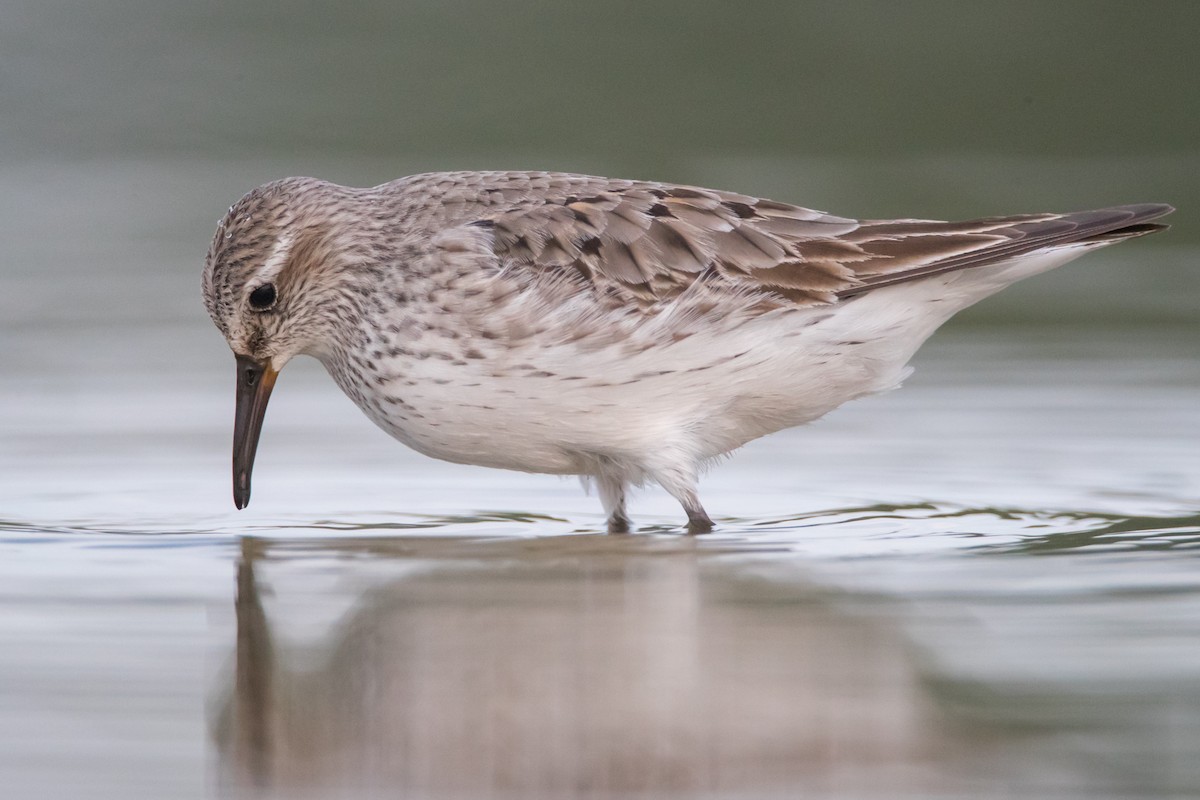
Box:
left=327, top=313, right=908, bottom=475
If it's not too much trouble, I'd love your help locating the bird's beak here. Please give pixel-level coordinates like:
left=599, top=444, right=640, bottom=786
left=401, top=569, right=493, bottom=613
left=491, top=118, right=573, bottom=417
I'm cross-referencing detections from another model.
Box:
left=232, top=353, right=279, bottom=510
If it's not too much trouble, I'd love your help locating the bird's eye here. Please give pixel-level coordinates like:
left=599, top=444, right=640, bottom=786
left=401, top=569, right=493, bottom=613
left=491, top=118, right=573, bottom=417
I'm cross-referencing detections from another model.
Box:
left=248, top=283, right=276, bottom=310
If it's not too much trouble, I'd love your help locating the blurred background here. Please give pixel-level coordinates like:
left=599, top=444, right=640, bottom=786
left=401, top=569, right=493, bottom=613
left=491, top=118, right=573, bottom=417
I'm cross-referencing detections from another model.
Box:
left=0, top=2, right=1197, bottom=799
left=3, top=0, right=1197, bottom=336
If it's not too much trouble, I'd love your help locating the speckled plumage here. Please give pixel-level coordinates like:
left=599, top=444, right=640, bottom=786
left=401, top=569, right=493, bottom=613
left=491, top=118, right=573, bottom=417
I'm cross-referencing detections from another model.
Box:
left=202, top=171, right=1171, bottom=531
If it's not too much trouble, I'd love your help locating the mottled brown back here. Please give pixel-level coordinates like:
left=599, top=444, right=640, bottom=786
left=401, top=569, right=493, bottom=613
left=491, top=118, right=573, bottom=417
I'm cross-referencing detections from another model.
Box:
left=397, top=172, right=1171, bottom=308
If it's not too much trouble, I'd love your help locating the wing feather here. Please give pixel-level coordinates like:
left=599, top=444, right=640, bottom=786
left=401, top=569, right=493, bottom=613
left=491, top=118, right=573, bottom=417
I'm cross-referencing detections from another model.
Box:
left=418, top=172, right=1172, bottom=309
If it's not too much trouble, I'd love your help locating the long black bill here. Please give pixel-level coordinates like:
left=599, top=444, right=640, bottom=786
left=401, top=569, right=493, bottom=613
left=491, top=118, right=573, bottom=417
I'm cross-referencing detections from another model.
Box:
left=232, top=353, right=279, bottom=510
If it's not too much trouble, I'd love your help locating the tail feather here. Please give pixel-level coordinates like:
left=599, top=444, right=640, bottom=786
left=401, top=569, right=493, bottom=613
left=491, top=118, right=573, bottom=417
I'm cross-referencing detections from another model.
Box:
left=838, top=203, right=1174, bottom=298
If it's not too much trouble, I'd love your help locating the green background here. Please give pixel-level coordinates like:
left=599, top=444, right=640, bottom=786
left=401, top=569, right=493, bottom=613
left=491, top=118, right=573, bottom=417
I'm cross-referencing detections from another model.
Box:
left=1, top=0, right=1195, bottom=325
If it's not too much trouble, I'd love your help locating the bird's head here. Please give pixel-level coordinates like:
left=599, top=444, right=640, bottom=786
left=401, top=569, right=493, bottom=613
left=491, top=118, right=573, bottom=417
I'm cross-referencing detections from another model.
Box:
left=202, top=177, right=358, bottom=510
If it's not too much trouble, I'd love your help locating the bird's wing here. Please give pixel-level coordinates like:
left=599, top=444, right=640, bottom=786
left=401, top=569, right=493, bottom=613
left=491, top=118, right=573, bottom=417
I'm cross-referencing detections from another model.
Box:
left=452, top=178, right=1171, bottom=307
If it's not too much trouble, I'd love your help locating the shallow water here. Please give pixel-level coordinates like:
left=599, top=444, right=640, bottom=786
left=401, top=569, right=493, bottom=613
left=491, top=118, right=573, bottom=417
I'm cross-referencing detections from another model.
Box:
left=5, top=337, right=1199, bottom=800
left=1, top=160, right=1199, bottom=799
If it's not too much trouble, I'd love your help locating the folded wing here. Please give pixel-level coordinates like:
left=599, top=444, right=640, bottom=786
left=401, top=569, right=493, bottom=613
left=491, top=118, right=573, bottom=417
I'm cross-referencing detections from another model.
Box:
left=469, top=180, right=1171, bottom=307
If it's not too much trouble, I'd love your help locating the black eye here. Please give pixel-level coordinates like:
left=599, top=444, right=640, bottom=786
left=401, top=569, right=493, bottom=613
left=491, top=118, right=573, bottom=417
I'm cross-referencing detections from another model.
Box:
left=248, top=283, right=276, bottom=310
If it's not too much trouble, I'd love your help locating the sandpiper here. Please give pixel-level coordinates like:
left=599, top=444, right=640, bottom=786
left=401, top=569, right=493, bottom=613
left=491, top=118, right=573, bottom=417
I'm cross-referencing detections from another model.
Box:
left=201, top=171, right=1171, bottom=532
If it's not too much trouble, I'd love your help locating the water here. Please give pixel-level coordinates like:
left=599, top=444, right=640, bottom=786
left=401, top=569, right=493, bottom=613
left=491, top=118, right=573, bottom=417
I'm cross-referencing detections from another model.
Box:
left=0, top=156, right=1197, bottom=799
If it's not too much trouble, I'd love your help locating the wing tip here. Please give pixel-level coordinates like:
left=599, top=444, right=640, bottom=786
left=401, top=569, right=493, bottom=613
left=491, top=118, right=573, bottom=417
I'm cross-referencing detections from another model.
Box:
left=1110, top=202, right=1175, bottom=218
left=836, top=201, right=1175, bottom=299
left=1067, top=203, right=1174, bottom=243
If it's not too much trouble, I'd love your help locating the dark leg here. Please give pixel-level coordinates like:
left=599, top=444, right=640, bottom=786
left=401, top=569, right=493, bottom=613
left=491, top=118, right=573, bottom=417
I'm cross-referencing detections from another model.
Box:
left=649, top=463, right=715, bottom=534
left=683, top=500, right=714, bottom=534
left=596, top=475, right=631, bottom=534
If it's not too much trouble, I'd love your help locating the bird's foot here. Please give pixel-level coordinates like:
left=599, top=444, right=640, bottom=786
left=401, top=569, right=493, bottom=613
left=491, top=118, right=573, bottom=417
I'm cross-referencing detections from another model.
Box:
left=606, top=512, right=631, bottom=534
left=685, top=508, right=715, bottom=535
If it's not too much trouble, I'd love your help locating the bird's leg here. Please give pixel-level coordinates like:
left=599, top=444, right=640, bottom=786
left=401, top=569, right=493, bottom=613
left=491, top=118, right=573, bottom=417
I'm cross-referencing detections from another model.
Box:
left=683, top=501, right=715, bottom=535
left=596, top=475, right=631, bottom=534
left=648, top=461, right=714, bottom=534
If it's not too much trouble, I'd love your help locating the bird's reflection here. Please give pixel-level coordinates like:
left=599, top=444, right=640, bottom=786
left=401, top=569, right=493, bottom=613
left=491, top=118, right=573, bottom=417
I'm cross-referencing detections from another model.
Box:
left=215, top=534, right=954, bottom=798
left=229, top=537, right=274, bottom=792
